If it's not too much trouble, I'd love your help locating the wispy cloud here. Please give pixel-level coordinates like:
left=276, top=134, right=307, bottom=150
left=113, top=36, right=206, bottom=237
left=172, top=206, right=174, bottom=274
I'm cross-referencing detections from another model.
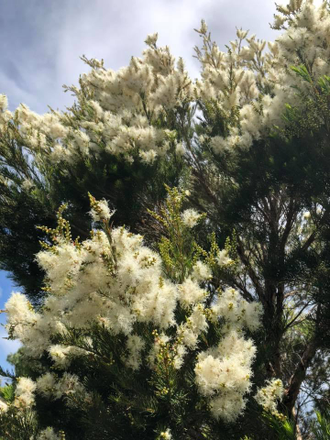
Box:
left=0, top=0, right=286, bottom=114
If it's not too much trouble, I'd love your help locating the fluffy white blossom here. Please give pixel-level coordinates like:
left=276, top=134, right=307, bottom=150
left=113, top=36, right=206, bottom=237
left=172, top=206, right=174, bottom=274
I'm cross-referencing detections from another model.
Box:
left=173, top=344, right=187, bottom=370
left=216, top=249, right=234, bottom=266
left=178, top=278, right=206, bottom=308
left=175, top=142, right=185, bottom=155
left=181, top=209, right=202, bottom=228
left=36, top=373, right=57, bottom=398
left=179, top=305, right=208, bottom=349
left=124, top=334, right=145, bottom=370
left=90, top=198, right=114, bottom=222
left=139, top=149, right=158, bottom=164
left=210, top=392, right=246, bottom=422
left=159, top=428, right=172, bottom=439
left=14, top=377, right=36, bottom=408
left=254, top=378, right=284, bottom=414
left=0, top=94, right=8, bottom=112
left=48, top=345, right=81, bottom=369
left=0, top=398, right=8, bottom=413
left=211, top=287, right=263, bottom=331
left=195, top=331, right=256, bottom=421
left=191, top=261, right=212, bottom=282
left=145, top=33, right=158, bottom=47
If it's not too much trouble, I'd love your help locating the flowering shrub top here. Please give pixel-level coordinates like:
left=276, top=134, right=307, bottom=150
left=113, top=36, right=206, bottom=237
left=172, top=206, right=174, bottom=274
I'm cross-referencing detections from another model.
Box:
left=3, top=192, right=263, bottom=437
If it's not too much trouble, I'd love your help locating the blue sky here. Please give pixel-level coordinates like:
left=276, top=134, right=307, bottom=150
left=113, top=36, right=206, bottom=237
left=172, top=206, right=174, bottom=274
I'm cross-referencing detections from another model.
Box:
left=0, top=272, right=21, bottom=373
left=1, top=0, right=316, bottom=375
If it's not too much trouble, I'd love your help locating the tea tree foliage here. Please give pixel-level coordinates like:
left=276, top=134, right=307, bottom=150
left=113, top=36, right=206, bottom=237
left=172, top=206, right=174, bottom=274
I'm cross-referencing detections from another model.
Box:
left=1, top=0, right=330, bottom=438
left=1, top=194, right=262, bottom=439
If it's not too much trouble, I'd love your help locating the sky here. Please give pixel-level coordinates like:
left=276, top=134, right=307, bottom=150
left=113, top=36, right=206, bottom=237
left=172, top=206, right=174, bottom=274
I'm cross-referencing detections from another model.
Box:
left=0, top=0, right=282, bottom=114
left=0, top=0, right=322, bottom=374
left=0, top=272, right=21, bottom=374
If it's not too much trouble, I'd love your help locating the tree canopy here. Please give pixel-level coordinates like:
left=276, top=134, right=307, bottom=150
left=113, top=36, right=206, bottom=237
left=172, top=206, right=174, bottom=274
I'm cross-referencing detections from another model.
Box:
left=1, top=0, right=330, bottom=438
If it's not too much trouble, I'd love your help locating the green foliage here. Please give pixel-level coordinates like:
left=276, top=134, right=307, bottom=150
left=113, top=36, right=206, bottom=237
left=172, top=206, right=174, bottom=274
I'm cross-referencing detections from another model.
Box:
left=0, top=383, right=14, bottom=403
left=290, top=64, right=313, bottom=84
left=0, top=407, right=39, bottom=440
left=0, top=192, right=249, bottom=439
left=262, top=412, right=296, bottom=440
left=3, top=7, right=330, bottom=439
left=148, top=185, right=206, bottom=283
left=0, top=119, right=186, bottom=302
left=312, top=411, right=330, bottom=440
left=260, top=410, right=330, bottom=440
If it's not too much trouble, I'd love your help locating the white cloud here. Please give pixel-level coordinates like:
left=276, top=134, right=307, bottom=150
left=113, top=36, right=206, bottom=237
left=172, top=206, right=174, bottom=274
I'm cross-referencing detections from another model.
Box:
left=2, top=0, right=283, bottom=113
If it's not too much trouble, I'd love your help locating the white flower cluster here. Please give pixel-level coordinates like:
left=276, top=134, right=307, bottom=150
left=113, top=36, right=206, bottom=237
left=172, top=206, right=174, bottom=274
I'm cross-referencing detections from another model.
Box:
left=5, top=202, right=262, bottom=424
left=0, top=94, right=12, bottom=130
left=211, top=287, right=263, bottom=332
left=124, top=334, right=146, bottom=370
left=0, top=94, right=8, bottom=112
left=190, top=286, right=263, bottom=421
left=254, top=378, right=284, bottom=414
left=89, top=198, right=115, bottom=222
left=216, top=249, right=234, bottom=266
left=1, top=2, right=329, bottom=165
left=36, top=372, right=88, bottom=406
left=159, top=428, right=172, bottom=439
left=195, top=1, right=330, bottom=153
left=195, top=331, right=256, bottom=422
left=14, top=377, right=36, bottom=408
left=0, top=37, right=192, bottom=166
left=178, top=304, right=208, bottom=349
left=181, top=208, right=203, bottom=228
left=7, top=228, right=178, bottom=357
left=0, top=398, right=8, bottom=413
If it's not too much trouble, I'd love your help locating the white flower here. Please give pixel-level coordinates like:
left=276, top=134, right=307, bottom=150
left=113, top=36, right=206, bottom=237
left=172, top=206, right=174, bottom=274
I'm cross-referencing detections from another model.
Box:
left=191, top=261, right=212, bottom=282
left=179, top=305, right=208, bottom=349
left=90, top=199, right=114, bottom=222
left=160, top=428, right=172, bottom=439
left=145, top=33, right=158, bottom=47
left=0, top=94, right=8, bottom=112
left=173, top=344, right=187, bottom=369
left=175, top=142, right=185, bottom=156
left=36, top=373, right=57, bottom=398
left=124, top=334, right=145, bottom=370
left=210, top=392, right=246, bottom=422
left=254, top=379, right=284, bottom=414
left=178, top=278, right=206, bottom=308
left=48, top=345, right=74, bottom=369
left=0, top=398, right=8, bottom=413
left=14, top=377, right=36, bottom=408
left=243, top=302, right=263, bottom=331
left=181, top=209, right=202, bottom=228
left=216, top=249, right=233, bottom=266
left=139, top=149, right=157, bottom=164
left=194, top=331, right=256, bottom=422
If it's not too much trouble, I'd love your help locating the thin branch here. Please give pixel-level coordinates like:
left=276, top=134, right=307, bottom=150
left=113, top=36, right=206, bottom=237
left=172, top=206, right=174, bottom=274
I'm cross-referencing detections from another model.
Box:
left=283, top=302, right=314, bottom=332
